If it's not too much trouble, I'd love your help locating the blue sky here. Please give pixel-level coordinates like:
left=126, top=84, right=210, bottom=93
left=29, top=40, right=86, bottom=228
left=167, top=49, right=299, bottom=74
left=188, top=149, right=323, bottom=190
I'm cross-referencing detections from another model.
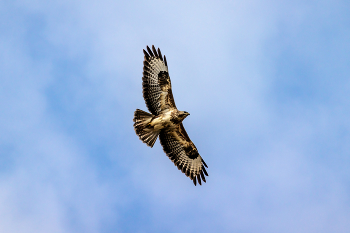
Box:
left=1, top=0, right=350, bottom=232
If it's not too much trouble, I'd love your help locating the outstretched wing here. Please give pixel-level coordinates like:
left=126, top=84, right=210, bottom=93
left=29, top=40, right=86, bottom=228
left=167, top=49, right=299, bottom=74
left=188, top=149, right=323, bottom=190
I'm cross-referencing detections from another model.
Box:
left=142, top=45, right=177, bottom=115
left=159, top=124, right=208, bottom=185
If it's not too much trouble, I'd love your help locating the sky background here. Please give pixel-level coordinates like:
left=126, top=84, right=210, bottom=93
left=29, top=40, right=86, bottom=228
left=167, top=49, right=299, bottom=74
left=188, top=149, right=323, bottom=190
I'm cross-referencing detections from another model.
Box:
left=1, top=0, right=350, bottom=232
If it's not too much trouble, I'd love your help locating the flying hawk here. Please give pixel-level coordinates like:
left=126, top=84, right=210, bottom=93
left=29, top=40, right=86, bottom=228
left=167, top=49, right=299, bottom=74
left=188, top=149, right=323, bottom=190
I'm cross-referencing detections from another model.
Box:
left=133, top=45, right=208, bottom=186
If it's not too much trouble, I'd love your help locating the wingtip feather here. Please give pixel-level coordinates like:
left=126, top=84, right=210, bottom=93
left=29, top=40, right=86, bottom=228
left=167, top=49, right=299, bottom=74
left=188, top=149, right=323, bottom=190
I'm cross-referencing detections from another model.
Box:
left=197, top=174, right=202, bottom=185
left=157, top=48, right=163, bottom=61
left=152, top=45, right=158, bottom=57
left=146, top=46, right=154, bottom=56
left=143, top=49, right=150, bottom=60
left=202, top=159, right=208, bottom=168
left=164, top=55, right=167, bottom=66
left=202, top=166, right=208, bottom=176
left=200, top=170, right=206, bottom=182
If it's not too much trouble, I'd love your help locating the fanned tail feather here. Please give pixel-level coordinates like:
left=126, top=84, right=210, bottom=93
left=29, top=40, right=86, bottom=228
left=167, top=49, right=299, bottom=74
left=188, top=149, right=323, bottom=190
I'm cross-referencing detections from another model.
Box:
left=133, top=109, right=159, bottom=147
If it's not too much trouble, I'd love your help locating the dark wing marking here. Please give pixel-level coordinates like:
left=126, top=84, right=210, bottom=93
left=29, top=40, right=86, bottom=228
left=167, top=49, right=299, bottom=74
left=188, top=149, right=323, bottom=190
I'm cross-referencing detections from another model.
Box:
left=159, top=124, right=208, bottom=186
left=142, top=45, right=176, bottom=115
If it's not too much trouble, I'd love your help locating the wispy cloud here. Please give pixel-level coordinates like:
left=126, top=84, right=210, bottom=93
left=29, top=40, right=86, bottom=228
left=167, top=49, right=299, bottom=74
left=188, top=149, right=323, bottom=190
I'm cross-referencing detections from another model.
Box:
left=0, top=0, right=349, bottom=232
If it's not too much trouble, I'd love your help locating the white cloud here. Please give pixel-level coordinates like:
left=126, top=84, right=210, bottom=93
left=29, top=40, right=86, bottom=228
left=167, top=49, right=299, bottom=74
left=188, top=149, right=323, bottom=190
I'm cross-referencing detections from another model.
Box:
left=1, top=0, right=349, bottom=232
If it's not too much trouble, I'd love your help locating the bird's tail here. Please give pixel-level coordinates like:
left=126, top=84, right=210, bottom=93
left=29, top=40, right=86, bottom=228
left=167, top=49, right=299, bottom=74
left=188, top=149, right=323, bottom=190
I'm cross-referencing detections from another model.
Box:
left=133, top=109, right=159, bottom=147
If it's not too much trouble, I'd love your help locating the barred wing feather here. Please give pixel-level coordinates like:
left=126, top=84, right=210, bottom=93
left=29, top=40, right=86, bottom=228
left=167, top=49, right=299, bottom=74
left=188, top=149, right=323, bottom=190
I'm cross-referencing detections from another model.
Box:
left=159, top=124, right=208, bottom=185
left=142, top=45, right=176, bottom=115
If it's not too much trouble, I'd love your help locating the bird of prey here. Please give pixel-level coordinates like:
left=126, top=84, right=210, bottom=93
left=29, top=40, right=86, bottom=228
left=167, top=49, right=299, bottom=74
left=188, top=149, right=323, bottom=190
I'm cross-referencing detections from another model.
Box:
left=133, top=45, right=208, bottom=186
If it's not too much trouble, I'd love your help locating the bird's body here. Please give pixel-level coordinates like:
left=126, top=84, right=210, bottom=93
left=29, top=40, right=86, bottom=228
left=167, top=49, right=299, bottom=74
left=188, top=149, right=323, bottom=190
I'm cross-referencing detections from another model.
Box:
left=144, top=109, right=186, bottom=132
left=133, top=45, right=208, bottom=186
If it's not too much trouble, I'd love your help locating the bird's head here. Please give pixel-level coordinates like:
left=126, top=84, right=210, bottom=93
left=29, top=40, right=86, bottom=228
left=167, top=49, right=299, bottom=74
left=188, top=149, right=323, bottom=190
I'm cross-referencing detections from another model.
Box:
left=179, top=111, right=190, bottom=120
